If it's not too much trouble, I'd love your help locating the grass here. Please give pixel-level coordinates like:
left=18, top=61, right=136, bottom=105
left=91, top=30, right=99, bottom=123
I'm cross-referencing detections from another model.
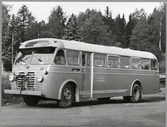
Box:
left=2, top=71, right=23, bottom=106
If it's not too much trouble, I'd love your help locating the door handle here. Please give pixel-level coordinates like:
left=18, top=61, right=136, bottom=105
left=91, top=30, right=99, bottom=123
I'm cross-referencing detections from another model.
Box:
left=72, top=68, right=80, bottom=71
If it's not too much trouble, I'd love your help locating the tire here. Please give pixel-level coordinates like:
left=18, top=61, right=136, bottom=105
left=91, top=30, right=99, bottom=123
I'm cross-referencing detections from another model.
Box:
left=130, top=84, right=141, bottom=103
left=57, top=84, right=74, bottom=108
left=23, top=95, right=40, bottom=106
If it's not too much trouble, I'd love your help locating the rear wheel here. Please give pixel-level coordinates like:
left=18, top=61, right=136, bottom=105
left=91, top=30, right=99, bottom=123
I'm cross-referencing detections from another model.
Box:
left=57, top=84, right=74, bottom=108
left=23, top=95, right=40, bottom=106
left=130, top=84, right=141, bottom=103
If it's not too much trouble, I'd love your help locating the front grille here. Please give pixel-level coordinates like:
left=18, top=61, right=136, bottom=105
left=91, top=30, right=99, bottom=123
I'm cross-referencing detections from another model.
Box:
left=16, top=72, right=35, bottom=90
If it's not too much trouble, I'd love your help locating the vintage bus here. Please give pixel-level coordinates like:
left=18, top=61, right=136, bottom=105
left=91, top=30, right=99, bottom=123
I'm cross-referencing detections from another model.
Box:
left=4, top=38, right=160, bottom=108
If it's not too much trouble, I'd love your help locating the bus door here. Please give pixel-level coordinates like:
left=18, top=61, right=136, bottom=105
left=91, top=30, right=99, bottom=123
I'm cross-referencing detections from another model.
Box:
left=80, top=52, right=91, bottom=97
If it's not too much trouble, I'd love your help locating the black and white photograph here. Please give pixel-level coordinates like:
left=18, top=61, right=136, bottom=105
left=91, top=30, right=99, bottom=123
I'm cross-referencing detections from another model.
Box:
left=1, top=1, right=166, bottom=127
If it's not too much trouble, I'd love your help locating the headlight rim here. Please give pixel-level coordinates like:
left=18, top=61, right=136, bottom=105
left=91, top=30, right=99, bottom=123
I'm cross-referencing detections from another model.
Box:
left=9, top=74, right=14, bottom=82
left=37, top=75, right=43, bottom=82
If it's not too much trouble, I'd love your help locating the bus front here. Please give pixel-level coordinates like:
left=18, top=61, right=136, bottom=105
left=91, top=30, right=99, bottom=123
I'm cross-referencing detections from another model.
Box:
left=4, top=39, right=56, bottom=106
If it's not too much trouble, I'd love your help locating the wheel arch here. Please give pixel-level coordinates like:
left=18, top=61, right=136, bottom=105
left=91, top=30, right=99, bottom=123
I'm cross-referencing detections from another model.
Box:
left=58, top=79, right=80, bottom=102
left=130, top=79, right=143, bottom=98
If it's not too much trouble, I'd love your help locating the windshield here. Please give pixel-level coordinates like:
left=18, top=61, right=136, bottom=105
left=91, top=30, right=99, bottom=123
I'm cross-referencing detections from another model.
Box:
left=15, top=47, right=55, bottom=65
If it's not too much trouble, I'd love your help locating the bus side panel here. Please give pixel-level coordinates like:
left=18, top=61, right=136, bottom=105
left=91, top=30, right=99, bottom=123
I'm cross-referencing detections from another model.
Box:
left=141, top=73, right=160, bottom=94
left=46, top=66, right=82, bottom=100
left=93, top=68, right=127, bottom=98
left=92, top=68, right=159, bottom=98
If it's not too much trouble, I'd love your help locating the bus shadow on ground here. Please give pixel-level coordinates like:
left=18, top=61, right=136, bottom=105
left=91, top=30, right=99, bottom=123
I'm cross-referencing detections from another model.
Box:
left=36, top=88, right=165, bottom=108
left=73, top=96, right=165, bottom=107
left=36, top=94, right=165, bottom=108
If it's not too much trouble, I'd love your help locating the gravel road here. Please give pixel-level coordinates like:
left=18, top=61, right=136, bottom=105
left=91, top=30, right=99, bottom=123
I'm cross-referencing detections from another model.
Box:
left=2, top=88, right=165, bottom=126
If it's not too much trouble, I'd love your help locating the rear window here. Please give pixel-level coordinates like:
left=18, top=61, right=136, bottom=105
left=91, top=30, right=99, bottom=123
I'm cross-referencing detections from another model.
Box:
left=151, top=59, right=158, bottom=70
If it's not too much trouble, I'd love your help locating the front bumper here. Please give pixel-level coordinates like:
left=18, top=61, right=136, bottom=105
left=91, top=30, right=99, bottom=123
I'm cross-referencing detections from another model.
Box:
left=4, top=90, right=41, bottom=96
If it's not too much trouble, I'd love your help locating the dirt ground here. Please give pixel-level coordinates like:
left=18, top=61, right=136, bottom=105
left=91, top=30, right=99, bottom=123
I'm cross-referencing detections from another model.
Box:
left=1, top=88, right=166, bottom=126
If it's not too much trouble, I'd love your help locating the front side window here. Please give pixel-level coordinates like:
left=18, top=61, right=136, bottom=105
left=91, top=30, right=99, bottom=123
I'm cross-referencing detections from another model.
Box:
left=94, top=54, right=106, bottom=67
left=67, top=50, right=79, bottom=66
left=54, top=50, right=66, bottom=65
left=108, top=56, right=119, bottom=68
left=132, top=58, right=141, bottom=69
left=141, top=59, right=150, bottom=70
left=120, top=56, right=130, bottom=69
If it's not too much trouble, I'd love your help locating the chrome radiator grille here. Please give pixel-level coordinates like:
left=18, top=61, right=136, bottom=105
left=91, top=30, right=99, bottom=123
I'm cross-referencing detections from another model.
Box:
left=16, top=72, right=35, bottom=90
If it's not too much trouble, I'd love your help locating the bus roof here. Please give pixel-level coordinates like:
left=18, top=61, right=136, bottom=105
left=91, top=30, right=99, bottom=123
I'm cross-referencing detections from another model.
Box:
left=20, top=38, right=157, bottom=60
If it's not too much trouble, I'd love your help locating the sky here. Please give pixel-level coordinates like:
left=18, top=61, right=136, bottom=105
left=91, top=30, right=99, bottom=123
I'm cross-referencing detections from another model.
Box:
left=3, top=2, right=161, bottom=23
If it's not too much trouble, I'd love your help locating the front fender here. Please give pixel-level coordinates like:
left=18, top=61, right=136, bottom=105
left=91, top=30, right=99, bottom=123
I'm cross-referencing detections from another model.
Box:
left=58, top=79, right=79, bottom=102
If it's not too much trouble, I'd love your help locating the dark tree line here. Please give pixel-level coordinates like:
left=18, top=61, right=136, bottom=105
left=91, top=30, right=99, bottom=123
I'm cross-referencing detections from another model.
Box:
left=2, top=3, right=166, bottom=72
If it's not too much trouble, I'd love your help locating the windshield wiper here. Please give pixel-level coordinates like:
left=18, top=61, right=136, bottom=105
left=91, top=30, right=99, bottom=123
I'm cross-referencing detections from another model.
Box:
left=33, top=55, right=43, bottom=62
left=21, top=56, right=30, bottom=63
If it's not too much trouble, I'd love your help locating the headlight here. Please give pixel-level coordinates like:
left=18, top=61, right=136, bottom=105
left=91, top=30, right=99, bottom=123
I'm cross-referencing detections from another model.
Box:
left=9, top=75, right=14, bottom=82
left=42, top=69, right=47, bottom=74
left=37, top=75, right=43, bottom=82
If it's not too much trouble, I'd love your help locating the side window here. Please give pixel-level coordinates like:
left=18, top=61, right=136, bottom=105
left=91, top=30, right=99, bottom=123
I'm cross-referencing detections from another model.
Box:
left=151, top=59, right=158, bottom=70
left=54, top=50, right=66, bottom=65
left=94, top=54, right=106, bottom=67
left=120, top=56, right=130, bottom=69
left=132, top=58, right=141, bottom=69
left=67, top=50, right=79, bottom=66
left=141, top=59, right=150, bottom=70
left=108, top=56, right=119, bottom=68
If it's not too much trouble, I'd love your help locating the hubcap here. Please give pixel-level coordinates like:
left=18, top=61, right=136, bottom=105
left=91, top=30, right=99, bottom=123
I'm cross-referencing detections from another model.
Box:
left=64, top=89, right=71, bottom=101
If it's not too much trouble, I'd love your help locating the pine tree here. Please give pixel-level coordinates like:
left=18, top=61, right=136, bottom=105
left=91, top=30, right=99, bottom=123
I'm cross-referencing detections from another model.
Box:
left=130, top=17, right=150, bottom=51
left=148, top=3, right=166, bottom=53
left=112, top=14, right=126, bottom=47
left=103, top=6, right=113, bottom=32
left=64, top=13, right=80, bottom=40
left=48, top=6, right=66, bottom=39
left=125, top=14, right=135, bottom=47
left=2, top=4, right=12, bottom=71
left=80, top=11, right=114, bottom=45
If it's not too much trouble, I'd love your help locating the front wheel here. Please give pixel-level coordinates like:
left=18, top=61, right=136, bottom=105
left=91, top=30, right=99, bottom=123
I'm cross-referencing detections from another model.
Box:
left=57, top=84, right=74, bottom=108
left=23, top=95, right=40, bottom=106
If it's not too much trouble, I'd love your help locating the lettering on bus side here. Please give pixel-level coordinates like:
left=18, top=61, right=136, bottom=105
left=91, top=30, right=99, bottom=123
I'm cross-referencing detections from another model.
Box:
left=97, top=77, right=105, bottom=83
